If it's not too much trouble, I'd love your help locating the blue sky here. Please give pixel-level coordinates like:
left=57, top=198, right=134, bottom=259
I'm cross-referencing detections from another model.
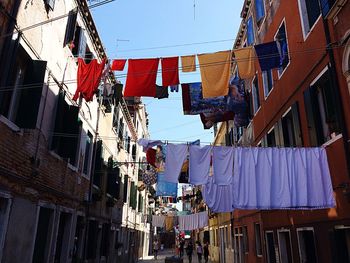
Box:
left=91, top=0, right=244, bottom=143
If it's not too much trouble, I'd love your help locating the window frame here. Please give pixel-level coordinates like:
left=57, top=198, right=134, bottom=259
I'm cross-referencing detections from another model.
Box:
left=255, top=0, right=266, bottom=29
left=251, top=76, right=261, bottom=114
left=265, top=230, right=278, bottom=263
left=254, top=223, right=263, bottom=257
left=296, top=227, right=318, bottom=263
left=297, top=0, right=322, bottom=40
left=277, top=229, right=294, bottom=263
left=262, top=69, right=274, bottom=98
left=274, top=18, right=291, bottom=79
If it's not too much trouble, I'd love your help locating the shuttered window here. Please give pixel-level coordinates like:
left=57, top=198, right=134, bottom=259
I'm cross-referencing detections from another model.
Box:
left=63, top=9, right=78, bottom=47
left=247, top=16, right=255, bottom=46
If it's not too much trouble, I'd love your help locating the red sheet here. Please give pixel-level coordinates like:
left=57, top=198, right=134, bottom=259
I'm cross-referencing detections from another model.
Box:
left=124, top=58, right=159, bottom=97
left=161, top=57, right=179, bottom=86
left=111, top=59, right=127, bottom=71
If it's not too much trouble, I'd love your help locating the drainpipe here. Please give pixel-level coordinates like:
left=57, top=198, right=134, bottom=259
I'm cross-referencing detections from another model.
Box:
left=319, top=3, right=350, bottom=178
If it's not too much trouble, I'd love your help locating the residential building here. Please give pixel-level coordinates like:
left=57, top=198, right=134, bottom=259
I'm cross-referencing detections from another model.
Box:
left=205, top=0, right=350, bottom=263
left=0, top=1, right=151, bottom=262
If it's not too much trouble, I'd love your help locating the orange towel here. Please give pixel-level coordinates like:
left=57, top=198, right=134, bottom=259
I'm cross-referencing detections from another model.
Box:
left=197, top=50, right=232, bottom=98
left=181, top=55, right=196, bottom=72
left=234, top=46, right=256, bottom=79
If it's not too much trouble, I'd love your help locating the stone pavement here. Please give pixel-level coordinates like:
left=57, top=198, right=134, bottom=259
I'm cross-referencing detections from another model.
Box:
left=138, top=249, right=211, bottom=263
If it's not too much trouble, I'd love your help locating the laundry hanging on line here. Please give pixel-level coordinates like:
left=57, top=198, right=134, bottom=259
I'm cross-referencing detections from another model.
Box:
left=233, top=46, right=256, bottom=79
left=181, top=55, right=196, bottom=72
left=152, top=215, right=166, bottom=228
left=254, top=41, right=282, bottom=71
left=73, top=58, right=106, bottom=102
left=198, top=50, right=232, bottom=98
left=155, top=85, right=169, bottom=99
left=161, top=57, right=180, bottom=86
left=178, top=211, right=209, bottom=231
left=111, top=59, right=127, bottom=71
left=124, top=58, right=159, bottom=97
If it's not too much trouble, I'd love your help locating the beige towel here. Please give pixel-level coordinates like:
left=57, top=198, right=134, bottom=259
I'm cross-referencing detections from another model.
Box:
left=181, top=55, right=196, bottom=72
left=197, top=50, right=232, bottom=98
left=234, top=46, right=256, bottom=79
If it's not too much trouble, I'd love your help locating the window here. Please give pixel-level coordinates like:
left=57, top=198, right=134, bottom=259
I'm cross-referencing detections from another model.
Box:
left=100, top=223, right=110, bottom=257
left=107, top=160, right=121, bottom=199
left=234, top=227, right=245, bottom=263
left=304, top=68, right=341, bottom=146
left=138, top=193, right=143, bottom=213
left=247, top=16, right=255, bottom=46
left=132, top=144, right=137, bottom=161
left=263, top=70, right=273, bottom=97
left=63, top=9, right=78, bottom=47
left=0, top=45, right=47, bottom=128
left=278, top=230, right=293, bottom=263
left=255, top=223, right=262, bottom=256
left=51, top=90, right=81, bottom=166
left=87, top=220, right=98, bottom=260
left=298, top=0, right=321, bottom=37
left=123, top=175, right=128, bottom=203
left=32, top=207, right=54, bottom=263
left=125, top=136, right=131, bottom=153
left=320, top=0, right=336, bottom=16
left=265, top=231, right=278, bottom=263
left=118, top=118, right=124, bottom=141
left=252, top=77, right=260, bottom=113
left=243, top=226, right=249, bottom=253
left=281, top=103, right=303, bottom=147
left=83, top=132, right=93, bottom=175
left=275, top=21, right=290, bottom=74
left=44, top=0, right=55, bottom=10
left=267, top=128, right=276, bottom=147
left=331, top=226, right=350, bottom=262
left=0, top=197, right=10, bottom=261
left=297, top=228, right=317, bottom=263
left=255, top=0, right=265, bottom=25
left=54, top=212, right=73, bottom=262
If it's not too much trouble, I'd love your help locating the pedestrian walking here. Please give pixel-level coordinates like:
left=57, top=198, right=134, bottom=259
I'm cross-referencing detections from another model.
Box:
left=153, top=239, right=159, bottom=259
left=196, top=241, right=203, bottom=262
left=180, top=239, right=185, bottom=257
left=186, top=240, right=194, bottom=263
left=203, top=242, right=210, bottom=263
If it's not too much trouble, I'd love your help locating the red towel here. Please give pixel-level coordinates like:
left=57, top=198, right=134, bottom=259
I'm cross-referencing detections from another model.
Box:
left=73, top=58, right=106, bottom=102
left=161, top=57, right=179, bottom=86
left=111, top=59, right=127, bottom=71
left=146, top=148, right=157, bottom=167
left=181, top=84, right=191, bottom=115
left=124, top=58, right=159, bottom=97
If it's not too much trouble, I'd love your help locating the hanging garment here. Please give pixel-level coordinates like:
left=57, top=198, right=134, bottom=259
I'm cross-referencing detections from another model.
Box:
left=156, top=172, right=178, bottom=197
left=197, top=211, right=209, bottom=229
left=178, top=213, right=198, bottom=231
left=163, top=144, right=188, bottom=183
left=165, top=216, right=174, bottom=231
left=161, top=57, right=180, bottom=86
left=227, top=76, right=247, bottom=114
left=124, top=58, right=159, bottom=97
left=213, top=146, right=234, bottom=185
left=73, top=58, right=106, bottom=102
left=254, top=41, right=281, bottom=71
left=181, top=55, right=196, bottom=72
left=197, top=50, right=232, bottom=98
left=181, top=84, right=192, bottom=115
left=233, top=147, right=335, bottom=209
left=142, top=166, right=157, bottom=185
left=200, top=112, right=234, bottom=129
left=146, top=148, right=157, bottom=167
left=111, top=59, right=127, bottom=71
left=155, top=85, right=169, bottom=99
left=233, top=47, right=256, bottom=79
left=152, top=215, right=166, bottom=228
left=170, top=85, right=179, bottom=92
left=138, top=139, right=163, bottom=152
left=189, top=145, right=211, bottom=185
left=188, top=82, right=227, bottom=115
left=202, top=176, right=235, bottom=213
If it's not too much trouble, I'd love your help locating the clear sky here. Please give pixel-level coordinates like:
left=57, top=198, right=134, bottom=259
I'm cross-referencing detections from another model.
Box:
left=91, top=0, right=244, bottom=144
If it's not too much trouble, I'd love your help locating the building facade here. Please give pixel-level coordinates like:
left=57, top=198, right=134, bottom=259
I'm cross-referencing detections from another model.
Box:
left=206, top=0, right=350, bottom=263
left=0, top=1, right=151, bottom=262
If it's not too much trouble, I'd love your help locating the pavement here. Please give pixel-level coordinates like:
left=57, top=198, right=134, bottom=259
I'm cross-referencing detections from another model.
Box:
left=138, top=249, right=210, bottom=263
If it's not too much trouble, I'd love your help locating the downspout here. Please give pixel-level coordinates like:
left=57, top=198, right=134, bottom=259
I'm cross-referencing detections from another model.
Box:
left=319, top=4, right=350, bottom=178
